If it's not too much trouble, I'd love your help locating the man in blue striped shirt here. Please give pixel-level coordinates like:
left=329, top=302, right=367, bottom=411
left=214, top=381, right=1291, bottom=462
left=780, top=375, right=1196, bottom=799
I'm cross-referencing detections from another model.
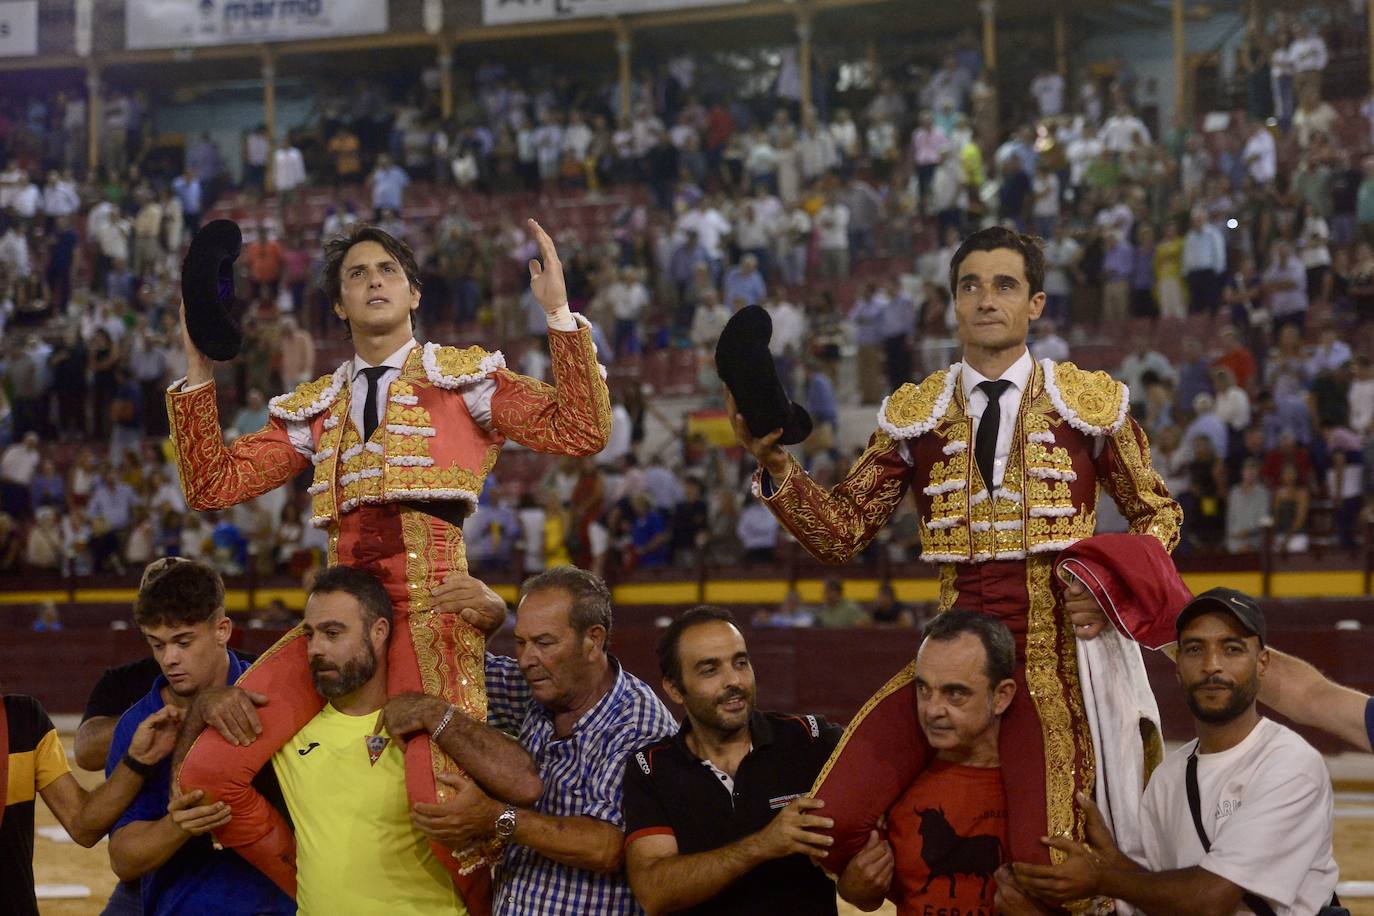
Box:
left=417, top=567, right=676, bottom=915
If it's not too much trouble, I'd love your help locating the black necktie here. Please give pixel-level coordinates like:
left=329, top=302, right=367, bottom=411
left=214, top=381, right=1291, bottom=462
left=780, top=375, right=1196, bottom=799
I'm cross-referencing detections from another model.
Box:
left=360, top=366, right=389, bottom=441
left=975, top=379, right=1013, bottom=491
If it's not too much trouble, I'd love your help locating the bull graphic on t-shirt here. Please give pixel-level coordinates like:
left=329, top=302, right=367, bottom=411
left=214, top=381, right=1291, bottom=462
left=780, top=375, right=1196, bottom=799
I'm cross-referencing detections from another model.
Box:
left=915, top=806, right=1004, bottom=899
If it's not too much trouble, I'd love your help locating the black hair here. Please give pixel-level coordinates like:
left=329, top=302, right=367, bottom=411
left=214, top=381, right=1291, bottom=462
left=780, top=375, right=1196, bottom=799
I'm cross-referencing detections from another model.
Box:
left=948, top=226, right=1046, bottom=297
left=656, top=605, right=739, bottom=687
left=309, top=565, right=394, bottom=628
left=134, top=560, right=225, bottom=629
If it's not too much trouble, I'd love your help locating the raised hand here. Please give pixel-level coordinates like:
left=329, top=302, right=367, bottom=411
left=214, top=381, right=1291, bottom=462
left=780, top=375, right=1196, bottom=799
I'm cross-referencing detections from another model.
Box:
left=526, top=219, right=568, bottom=315
left=725, top=390, right=789, bottom=479
left=179, top=301, right=216, bottom=387
left=127, top=705, right=184, bottom=767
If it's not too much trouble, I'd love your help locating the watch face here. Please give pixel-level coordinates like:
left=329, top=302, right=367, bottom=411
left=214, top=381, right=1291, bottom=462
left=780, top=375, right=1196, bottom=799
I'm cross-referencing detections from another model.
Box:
left=495, top=809, right=517, bottom=838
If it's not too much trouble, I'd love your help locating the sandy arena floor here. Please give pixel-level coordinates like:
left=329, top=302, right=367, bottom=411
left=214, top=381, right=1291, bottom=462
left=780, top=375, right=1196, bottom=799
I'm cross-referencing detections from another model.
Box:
left=30, top=747, right=1374, bottom=915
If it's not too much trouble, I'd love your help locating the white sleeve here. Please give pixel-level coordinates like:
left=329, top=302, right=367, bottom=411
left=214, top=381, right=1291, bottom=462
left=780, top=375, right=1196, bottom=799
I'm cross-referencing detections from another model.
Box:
left=1200, top=766, right=1331, bottom=908
left=461, top=378, right=497, bottom=433
left=285, top=417, right=314, bottom=459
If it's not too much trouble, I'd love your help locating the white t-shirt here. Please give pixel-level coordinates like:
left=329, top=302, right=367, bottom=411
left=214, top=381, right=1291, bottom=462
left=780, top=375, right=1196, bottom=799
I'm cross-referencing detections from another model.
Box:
left=1140, top=718, right=1338, bottom=915
left=1031, top=72, right=1065, bottom=116
left=677, top=208, right=731, bottom=259
left=816, top=203, right=849, bottom=250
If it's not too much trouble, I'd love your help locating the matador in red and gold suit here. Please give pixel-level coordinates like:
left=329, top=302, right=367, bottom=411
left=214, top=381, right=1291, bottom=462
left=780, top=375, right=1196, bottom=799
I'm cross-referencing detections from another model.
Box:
left=754, top=350, right=1183, bottom=907
left=169, top=241, right=610, bottom=915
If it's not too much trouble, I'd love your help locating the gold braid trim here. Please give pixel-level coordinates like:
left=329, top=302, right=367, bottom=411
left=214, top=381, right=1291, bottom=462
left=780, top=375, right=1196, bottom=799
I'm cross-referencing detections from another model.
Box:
left=762, top=431, right=910, bottom=565
left=1028, top=557, right=1104, bottom=916
left=1024, top=557, right=1080, bottom=853
left=400, top=507, right=501, bottom=872
left=1105, top=418, right=1183, bottom=553
left=808, top=661, right=916, bottom=796
left=938, top=564, right=960, bottom=613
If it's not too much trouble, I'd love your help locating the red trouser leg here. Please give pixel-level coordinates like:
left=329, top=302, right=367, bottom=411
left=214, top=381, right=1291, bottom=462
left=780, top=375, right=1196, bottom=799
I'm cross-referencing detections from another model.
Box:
left=999, top=665, right=1052, bottom=865
left=176, top=631, right=323, bottom=898
left=386, top=612, right=494, bottom=916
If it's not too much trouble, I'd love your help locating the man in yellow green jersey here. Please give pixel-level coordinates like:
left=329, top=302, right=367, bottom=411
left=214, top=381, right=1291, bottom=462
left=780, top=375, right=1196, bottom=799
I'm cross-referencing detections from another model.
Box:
left=264, top=565, right=544, bottom=914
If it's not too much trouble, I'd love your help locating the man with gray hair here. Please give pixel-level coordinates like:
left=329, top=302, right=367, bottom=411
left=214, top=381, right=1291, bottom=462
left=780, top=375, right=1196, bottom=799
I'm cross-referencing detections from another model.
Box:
left=410, top=566, right=676, bottom=915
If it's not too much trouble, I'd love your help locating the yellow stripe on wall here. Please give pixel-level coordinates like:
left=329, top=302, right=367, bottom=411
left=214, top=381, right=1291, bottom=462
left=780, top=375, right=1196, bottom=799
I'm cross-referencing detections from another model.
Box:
left=0, top=571, right=1369, bottom=610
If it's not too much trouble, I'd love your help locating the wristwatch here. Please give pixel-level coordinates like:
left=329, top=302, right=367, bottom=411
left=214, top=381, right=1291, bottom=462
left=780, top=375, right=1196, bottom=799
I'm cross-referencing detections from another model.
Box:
left=494, top=805, right=518, bottom=839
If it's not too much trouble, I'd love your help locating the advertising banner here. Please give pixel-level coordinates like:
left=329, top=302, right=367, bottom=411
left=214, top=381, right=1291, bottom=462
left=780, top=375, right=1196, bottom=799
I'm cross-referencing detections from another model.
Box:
left=0, top=1, right=38, bottom=58
left=125, top=0, right=388, bottom=50
left=483, top=0, right=746, bottom=26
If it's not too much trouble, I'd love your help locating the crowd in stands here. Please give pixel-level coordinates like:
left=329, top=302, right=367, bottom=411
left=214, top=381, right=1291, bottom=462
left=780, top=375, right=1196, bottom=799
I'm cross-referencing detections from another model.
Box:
left=1, top=8, right=1373, bottom=601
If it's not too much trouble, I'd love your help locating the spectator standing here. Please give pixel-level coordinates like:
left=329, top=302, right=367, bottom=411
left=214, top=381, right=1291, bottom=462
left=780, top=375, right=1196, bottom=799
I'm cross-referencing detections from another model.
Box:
left=171, top=170, right=203, bottom=234
left=1100, top=232, right=1134, bottom=326
left=1265, top=240, right=1309, bottom=333
left=132, top=192, right=164, bottom=279
left=1183, top=208, right=1227, bottom=316
left=271, top=139, right=307, bottom=202
left=910, top=111, right=949, bottom=212
left=1288, top=22, right=1329, bottom=107
left=850, top=284, right=889, bottom=405
left=368, top=154, right=410, bottom=217
left=816, top=194, right=851, bottom=281
left=1243, top=120, right=1277, bottom=186
left=1042, top=221, right=1080, bottom=326
left=1226, top=458, right=1271, bottom=553
left=242, top=125, right=270, bottom=193
left=0, top=432, right=40, bottom=520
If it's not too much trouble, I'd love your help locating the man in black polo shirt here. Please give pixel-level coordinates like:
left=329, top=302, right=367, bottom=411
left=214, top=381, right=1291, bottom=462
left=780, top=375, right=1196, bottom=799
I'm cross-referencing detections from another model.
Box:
left=622, top=605, right=842, bottom=915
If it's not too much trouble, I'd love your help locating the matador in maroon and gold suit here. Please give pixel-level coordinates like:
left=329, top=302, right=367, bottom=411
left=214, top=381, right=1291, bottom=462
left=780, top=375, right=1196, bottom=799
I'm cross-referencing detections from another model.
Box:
left=169, top=317, right=609, bottom=913
left=754, top=355, right=1183, bottom=902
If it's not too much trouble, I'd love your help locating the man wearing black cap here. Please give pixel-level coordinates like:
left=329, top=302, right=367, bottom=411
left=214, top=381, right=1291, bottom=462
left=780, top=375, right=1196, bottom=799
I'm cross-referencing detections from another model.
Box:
left=1007, top=587, right=1339, bottom=916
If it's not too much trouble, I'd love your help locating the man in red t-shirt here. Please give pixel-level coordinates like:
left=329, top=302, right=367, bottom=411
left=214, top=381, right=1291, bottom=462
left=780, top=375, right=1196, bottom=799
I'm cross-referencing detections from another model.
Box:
left=837, top=610, right=1017, bottom=915
left=244, top=226, right=285, bottom=302
left=1213, top=325, right=1257, bottom=392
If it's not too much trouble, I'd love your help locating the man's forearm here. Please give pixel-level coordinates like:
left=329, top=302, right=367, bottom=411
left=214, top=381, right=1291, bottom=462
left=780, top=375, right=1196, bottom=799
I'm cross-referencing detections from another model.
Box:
left=511, top=810, right=624, bottom=874
left=630, top=833, right=772, bottom=915
left=1260, top=649, right=1373, bottom=751
left=74, top=717, right=117, bottom=771
left=108, top=817, right=189, bottom=881
left=71, top=764, right=148, bottom=844
left=171, top=704, right=207, bottom=782
left=431, top=709, right=543, bottom=806
left=1097, top=865, right=1241, bottom=916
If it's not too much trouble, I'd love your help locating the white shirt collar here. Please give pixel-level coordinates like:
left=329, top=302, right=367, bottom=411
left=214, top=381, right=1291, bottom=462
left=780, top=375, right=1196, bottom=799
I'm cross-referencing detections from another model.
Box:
left=961, top=348, right=1034, bottom=401
left=352, top=338, right=417, bottom=380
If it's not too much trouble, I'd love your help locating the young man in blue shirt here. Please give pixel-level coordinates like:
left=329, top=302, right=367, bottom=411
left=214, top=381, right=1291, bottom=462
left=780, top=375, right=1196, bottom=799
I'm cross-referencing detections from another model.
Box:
left=105, top=559, right=292, bottom=916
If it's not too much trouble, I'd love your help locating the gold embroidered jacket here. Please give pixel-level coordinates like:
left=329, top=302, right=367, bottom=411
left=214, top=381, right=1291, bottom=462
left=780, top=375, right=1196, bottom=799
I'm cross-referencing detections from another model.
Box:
left=757, top=359, right=1181, bottom=565
left=168, top=322, right=611, bottom=525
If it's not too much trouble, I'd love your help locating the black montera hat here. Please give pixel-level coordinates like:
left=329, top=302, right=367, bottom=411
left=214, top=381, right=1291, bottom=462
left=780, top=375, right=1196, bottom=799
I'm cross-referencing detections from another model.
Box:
left=714, top=305, right=812, bottom=446
left=180, top=219, right=246, bottom=361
